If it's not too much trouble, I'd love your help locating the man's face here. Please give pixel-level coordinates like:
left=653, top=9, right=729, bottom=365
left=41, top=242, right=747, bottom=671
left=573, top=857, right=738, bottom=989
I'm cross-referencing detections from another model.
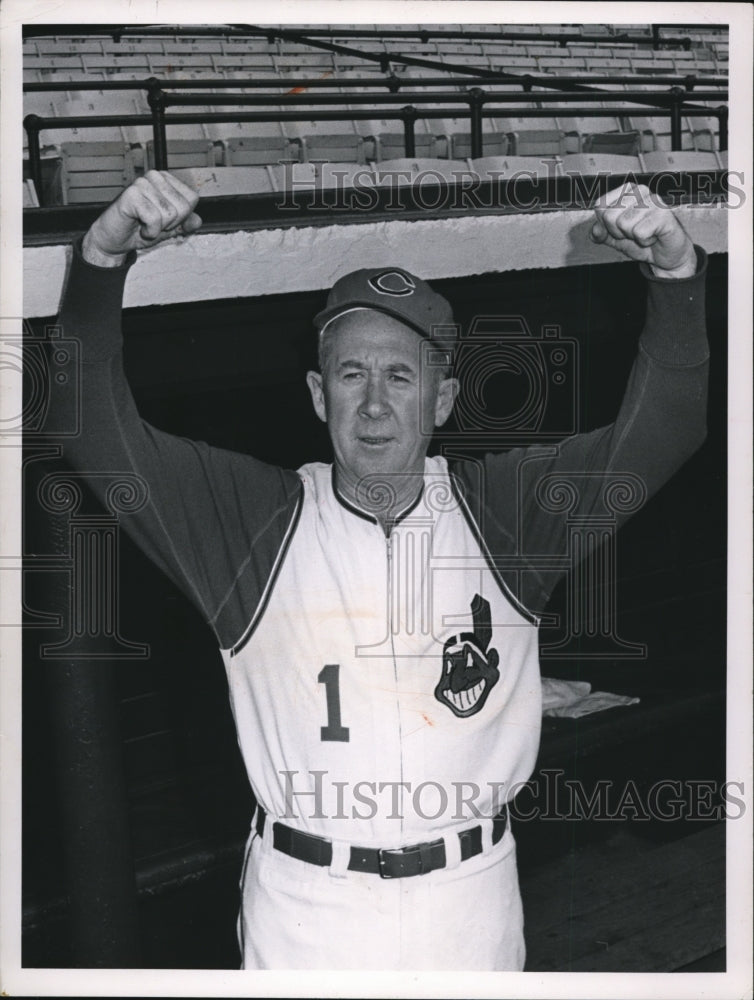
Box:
left=306, top=309, right=457, bottom=500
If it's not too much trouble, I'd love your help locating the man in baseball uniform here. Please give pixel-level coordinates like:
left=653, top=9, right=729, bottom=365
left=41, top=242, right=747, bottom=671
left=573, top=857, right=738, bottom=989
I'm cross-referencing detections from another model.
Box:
left=51, top=171, right=708, bottom=969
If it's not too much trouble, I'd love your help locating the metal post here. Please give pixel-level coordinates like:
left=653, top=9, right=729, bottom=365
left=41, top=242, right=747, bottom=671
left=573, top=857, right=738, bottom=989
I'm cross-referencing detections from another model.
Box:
left=147, top=78, right=168, bottom=169
left=468, top=87, right=485, bottom=160
left=717, top=105, right=728, bottom=152
left=402, top=105, right=417, bottom=158
left=24, top=114, right=44, bottom=206
left=669, top=86, right=684, bottom=151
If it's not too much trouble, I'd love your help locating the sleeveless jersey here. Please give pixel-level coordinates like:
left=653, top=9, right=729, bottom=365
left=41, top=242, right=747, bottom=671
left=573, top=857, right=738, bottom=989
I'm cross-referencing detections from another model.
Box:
left=220, top=455, right=541, bottom=846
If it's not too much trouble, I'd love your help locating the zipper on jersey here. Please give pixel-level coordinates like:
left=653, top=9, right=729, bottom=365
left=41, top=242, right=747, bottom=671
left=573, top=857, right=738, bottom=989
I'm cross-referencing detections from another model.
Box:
left=385, top=525, right=405, bottom=840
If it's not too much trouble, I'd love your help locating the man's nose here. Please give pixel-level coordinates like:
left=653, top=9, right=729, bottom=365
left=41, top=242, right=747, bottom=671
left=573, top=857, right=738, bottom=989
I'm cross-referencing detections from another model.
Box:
left=360, top=376, right=389, bottom=419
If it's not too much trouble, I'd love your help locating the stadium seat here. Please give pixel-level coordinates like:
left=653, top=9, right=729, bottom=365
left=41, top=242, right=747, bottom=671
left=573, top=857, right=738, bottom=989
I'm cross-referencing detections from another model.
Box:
left=332, top=60, right=387, bottom=77
left=206, top=111, right=300, bottom=165
left=686, top=116, right=720, bottom=151
left=438, top=120, right=509, bottom=159
left=285, top=88, right=366, bottom=163
left=149, top=53, right=217, bottom=73
left=271, top=161, right=376, bottom=192
left=435, top=42, right=484, bottom=57
left=494, top=115, right=565, bottom=156
left=358, top=120, right=438, bottom=161
left=583, top=130, right=641, bottom=155
left=224, top=37, right=279, bottom=55
left=84, top=53, right=151, bottom=73
left=329, top=38, right=387, bottom=55
left=100, top=39, right=165, bottom=55
left=386, top=41, right=439, bottom=57
left=437, top=53, right=493, bottom=70
left=289, top=127, right=366, bottom=164
left=585, top=57, right=631, bottom=70
left=41, top=97, right=134, bottom=146
left=559, top=153, right=642, bottom=176
left=163, top=40, right=223, bottom=55
left=81, top=92, right=152, bottom=146
left=640, top=150, right=722, bottom=172
left=373, top=158, right=469, bottom=186
left=275, top=54, right=335, bottom=72
left=481, top=42, right=530, bottom=59
left=485, top=55, right=538, bottom=72
left=625, top=116, right=694, bottom=153
left=212, top=54, right=277, bottom=72
left=630, top=58, right=676, bottom=74
left=553, top=113, right=624, bottom=153
left=24, top=54, right=85, bottom=73
left=37, top=39, right=104, bottom=55
left=59, top=141, right=136, bottom=204
left=537, top=56, right=587, bottom=71
left=469, top=155, right=561, bottom=180
left=146, top=139, right=216, bottom=170
left=169, top=165, right=279, bottom=196
left=223, top=134, right=301, bottom=166
left=525, top=45, right=566, bottom=57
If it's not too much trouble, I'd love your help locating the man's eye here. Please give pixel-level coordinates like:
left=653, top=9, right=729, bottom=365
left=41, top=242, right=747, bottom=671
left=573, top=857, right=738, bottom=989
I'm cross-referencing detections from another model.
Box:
left=388, top=373, right=410, bottom=384
left=342, top=371, right=364, bottom=381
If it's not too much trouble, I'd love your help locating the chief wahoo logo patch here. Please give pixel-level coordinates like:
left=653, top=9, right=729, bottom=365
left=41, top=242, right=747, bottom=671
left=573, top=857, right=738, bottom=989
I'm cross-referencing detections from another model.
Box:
left=435, top=594, right=500, bottom=718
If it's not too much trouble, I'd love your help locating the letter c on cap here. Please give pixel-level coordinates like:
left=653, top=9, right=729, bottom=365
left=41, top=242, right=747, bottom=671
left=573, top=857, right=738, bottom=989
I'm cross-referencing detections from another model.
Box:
left=368, top=270, right=416, bottom=296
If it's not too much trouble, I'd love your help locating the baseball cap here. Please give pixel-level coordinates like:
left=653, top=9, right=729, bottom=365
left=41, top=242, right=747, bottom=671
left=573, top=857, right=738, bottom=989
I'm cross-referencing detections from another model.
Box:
left=314, top=268, right=457, bottom=352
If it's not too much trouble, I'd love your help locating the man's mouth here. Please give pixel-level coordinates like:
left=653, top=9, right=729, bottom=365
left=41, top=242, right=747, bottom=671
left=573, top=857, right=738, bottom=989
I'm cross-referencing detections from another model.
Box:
left=359, top=436, right=393, bottom=446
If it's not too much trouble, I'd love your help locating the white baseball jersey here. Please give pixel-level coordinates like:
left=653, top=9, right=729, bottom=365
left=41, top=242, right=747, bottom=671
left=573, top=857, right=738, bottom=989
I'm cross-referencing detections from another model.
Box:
left=221, top=455, right=541, bottom=968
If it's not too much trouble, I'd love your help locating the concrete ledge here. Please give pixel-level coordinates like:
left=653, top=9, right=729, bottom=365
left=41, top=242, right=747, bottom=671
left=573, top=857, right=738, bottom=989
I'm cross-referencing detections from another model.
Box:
left=23, top=205, right=728, bottom=318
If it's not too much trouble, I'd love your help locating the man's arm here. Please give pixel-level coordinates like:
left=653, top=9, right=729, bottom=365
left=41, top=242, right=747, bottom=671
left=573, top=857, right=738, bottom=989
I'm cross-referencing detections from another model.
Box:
left=48, top=172, right=302, bottom=649
left=455, top=186, right=710, bottom=614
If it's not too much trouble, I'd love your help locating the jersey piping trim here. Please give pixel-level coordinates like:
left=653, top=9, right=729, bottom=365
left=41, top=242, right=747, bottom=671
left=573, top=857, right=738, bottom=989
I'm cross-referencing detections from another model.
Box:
left=228, top=490, right=304, bottom=658
left=330, top=465, right=426, bottom=529
left=452, top=478, right=541, bottom=627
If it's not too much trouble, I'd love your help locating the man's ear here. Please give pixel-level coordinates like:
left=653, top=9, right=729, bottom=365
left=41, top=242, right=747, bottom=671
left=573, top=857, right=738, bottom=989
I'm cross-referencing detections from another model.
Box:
left=434, top=377, right=459, bottom=427
left=306, top=370, right=327, bottom=423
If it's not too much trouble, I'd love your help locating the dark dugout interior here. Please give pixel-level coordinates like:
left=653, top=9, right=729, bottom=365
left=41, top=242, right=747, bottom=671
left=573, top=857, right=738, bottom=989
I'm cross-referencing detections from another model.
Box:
left=22, top=250, right=727, bottom=968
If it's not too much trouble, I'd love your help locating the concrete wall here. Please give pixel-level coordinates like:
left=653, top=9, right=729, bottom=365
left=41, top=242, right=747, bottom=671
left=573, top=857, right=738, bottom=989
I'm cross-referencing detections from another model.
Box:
left=23, top=205, right=728, bottom=318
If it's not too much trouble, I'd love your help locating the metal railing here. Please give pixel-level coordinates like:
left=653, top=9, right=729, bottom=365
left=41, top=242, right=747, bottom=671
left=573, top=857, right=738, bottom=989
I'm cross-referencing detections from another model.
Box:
left=23, top=74, right=728, bottom=205
left=21, top=21, right=725, bottom=50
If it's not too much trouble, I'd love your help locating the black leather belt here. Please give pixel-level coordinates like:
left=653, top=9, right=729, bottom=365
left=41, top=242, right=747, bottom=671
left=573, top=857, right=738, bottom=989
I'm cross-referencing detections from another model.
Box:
left=255, top=803, right=508, bottom=879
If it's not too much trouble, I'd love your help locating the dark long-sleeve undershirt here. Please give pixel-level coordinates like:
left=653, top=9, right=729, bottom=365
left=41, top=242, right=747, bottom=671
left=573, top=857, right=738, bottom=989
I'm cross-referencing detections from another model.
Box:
left=50, top=238, right=709, bottom=647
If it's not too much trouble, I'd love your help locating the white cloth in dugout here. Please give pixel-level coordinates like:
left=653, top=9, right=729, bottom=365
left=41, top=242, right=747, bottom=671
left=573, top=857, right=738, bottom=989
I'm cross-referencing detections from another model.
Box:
left=541, top=677, right=640, bottom=718
left=222, top=456, right=541, bottom=969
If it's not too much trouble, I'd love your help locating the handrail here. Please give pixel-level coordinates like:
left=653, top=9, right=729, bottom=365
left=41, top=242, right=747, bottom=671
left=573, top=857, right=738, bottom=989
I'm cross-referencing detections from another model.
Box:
left=23, top=74, right=730, bottom=93
left=21, top=22, right=723, bottom=49
left=23, top=82, right=729, bottom=206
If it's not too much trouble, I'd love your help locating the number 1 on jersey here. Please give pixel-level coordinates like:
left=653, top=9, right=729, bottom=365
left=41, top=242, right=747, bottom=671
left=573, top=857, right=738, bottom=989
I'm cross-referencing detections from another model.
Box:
left=318, top=664, right=350, bottom=742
